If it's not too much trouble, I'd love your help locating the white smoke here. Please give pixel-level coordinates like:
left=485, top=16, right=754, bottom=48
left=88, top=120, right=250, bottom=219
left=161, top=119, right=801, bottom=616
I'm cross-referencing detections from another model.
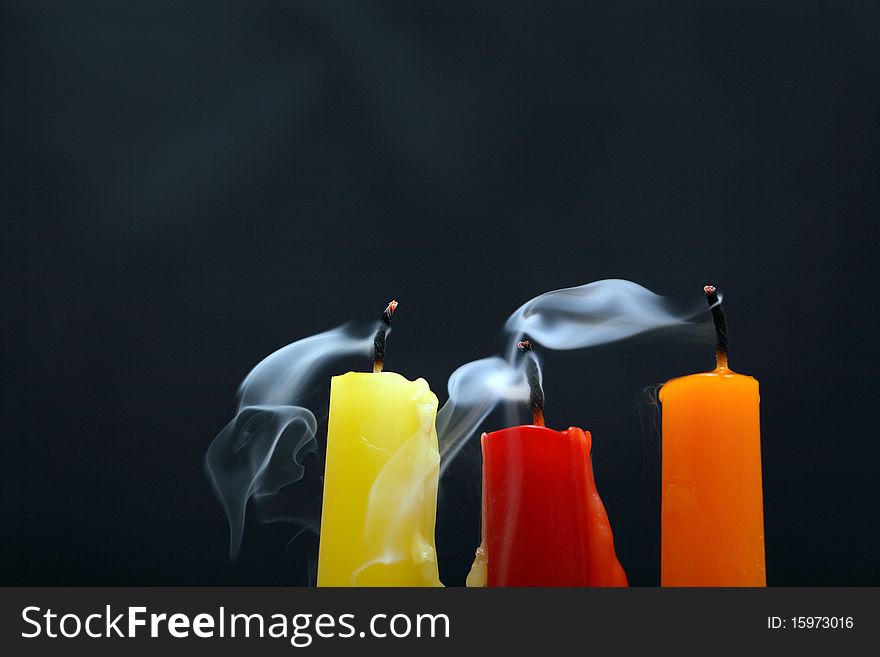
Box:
left=205, top=324, right=376, bottom=560
left=437, top=356, right=530, bottom=469
left=437, top=279, right=708, bottom=470
left=504, top=279, right=690, bottom=357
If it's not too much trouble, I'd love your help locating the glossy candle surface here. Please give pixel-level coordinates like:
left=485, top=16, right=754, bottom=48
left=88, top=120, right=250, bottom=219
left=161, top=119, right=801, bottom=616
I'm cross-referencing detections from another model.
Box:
left=317, top=371, right=442, bottom=586
left=660, top=366, right=765, bottom=586
left=469, top=425, right=627, bottom=587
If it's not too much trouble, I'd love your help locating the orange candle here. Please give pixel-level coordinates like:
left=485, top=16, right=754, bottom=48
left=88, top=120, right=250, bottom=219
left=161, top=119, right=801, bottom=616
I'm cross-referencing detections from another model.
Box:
left=659, top=285, right=765, bottom=586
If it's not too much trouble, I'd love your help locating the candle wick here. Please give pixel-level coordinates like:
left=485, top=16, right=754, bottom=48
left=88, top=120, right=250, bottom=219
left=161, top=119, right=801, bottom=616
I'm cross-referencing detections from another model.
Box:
left=703, top=285, right=729, bottom=370
left=518, top=339, right=545, bottom=427
left=372, top=300, right=398, bottom=373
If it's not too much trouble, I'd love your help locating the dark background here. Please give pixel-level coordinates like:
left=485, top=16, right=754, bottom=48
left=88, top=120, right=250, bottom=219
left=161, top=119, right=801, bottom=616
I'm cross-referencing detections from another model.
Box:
left=3, top=1, right=879, bottom=586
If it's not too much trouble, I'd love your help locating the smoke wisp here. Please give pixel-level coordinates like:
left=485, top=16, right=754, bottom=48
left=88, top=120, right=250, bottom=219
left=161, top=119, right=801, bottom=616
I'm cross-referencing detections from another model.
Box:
left=436, top=279, right=710, bottom=472
left=205, top=324, right=376, bottom=560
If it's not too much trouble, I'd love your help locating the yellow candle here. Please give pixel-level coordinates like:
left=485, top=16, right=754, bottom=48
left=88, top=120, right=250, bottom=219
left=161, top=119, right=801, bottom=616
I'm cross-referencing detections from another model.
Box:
left=316, top=370, right=443, bottom=586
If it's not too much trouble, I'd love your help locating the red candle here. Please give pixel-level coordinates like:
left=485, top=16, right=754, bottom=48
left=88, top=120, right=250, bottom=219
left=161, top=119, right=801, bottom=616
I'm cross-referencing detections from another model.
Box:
left=477, top=425, right=628, bottom=586
left=467, top=341, right=627, bottom=587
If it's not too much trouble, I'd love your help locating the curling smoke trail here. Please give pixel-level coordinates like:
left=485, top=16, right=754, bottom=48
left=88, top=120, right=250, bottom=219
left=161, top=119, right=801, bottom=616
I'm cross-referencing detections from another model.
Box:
left=504, top=279, right=693, bottom=358
left=437, top=356, right=530, bottom=468
left=437, top=279, right=710, bottom=473
left=205, top=324, right=376, bottom=560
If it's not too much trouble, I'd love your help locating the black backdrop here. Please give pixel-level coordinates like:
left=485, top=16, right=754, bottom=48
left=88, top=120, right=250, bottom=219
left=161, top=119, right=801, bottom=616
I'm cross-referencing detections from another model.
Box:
left=3, top=1, right=879, bottom=586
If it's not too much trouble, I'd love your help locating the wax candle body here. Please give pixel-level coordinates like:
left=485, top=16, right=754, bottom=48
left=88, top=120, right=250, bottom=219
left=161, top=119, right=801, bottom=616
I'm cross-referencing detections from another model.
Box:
left=660, top=367, right=765, bottom=586
left=468, top=425, right=627, bottom=587
left=317, top=371, right=442, bottom=587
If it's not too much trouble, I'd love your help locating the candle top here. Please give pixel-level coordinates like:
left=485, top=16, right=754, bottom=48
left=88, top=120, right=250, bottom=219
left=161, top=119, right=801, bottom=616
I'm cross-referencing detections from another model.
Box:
left=489, top=424, right=561, bottom=432
left=333, top=369, right=434, bottom=391
left=659, top=367, right=759, bottom=403
left=483, top=424, right=592, bottom=450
